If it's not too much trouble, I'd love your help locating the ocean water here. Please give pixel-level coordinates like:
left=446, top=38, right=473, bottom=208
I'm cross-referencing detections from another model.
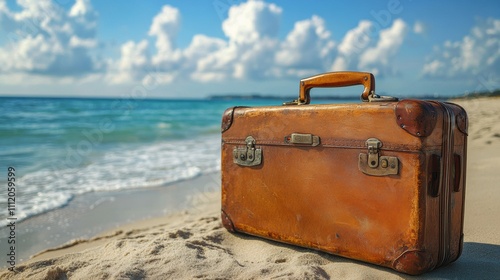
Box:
left=0, top=96, right=356, bottom=227
left=0, top=96, right=297, bottom=227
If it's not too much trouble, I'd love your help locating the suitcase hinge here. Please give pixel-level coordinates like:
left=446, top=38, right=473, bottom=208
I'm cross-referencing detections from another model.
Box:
left=359, top=138, right=399, bottom=176
left=233, top=136, right=262, bottom=167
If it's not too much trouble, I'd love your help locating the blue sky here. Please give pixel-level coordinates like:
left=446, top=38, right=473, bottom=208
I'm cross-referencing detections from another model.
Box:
left=0, top=0, right=499, bottom=98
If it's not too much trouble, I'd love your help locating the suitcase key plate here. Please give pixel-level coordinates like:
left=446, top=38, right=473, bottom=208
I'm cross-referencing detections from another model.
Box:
left=284, top=133, right=320, bottom=146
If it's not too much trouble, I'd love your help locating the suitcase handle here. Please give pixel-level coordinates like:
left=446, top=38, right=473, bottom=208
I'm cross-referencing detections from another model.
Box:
left=298, top=71, right=375, bottom=104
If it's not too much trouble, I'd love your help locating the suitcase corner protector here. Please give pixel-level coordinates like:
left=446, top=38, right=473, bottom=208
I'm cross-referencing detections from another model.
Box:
left=221, top=107, right=236, bottom=133
left=392, top=249, right=434, bottom=275
left=221, top=209, right=235, bottom=232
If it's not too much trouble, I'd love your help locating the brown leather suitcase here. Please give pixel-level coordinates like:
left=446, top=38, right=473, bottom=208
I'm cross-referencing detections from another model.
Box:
left=220, top=72, right=468, bottom=275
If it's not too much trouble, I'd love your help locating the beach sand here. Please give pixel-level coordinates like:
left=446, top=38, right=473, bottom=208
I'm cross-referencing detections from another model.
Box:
left=2, top=97, right=500, bottom=279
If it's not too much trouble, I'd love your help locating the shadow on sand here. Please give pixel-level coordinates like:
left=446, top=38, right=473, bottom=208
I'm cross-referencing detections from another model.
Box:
left=234, top=231, right=500, bottom=279
left=413, top=242, right=500, bottom=279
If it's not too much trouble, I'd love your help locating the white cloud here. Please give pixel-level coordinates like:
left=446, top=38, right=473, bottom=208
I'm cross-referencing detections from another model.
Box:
left=191, top=42, right=238, bottom=82
left=422, top=60, right=444, bottom=75
left=331, top=19, right=408, bottom=76
left=184, top=35, right=227, bottom=59
left=422, top=18, right=500, bottom=78
left=413, top=21, right=425, bottom=34
left=222, top=0, right=282, bottom=44
left=275, top=15, right=335, bottom=77
left=0, top=0, right=413, bottom=87
left=112, top=1, right=339, bottom=84
left=69, top=35, right=97, bottom=48
left=331, top=20, right=373, bottom=71
left=110, top=1, right=285, bottom=84
left=194, top=0, right=282, bottom=80
left=184, top=34, right=228, bottom=80
left=107, top=40, right=150, bottom=84
left=70, top=0, right=92, bottom=17
left=110, top=2, right=412, bottom=85
left=0, top=0, right=100, bottom=79
left=234, top=38, right=279, bottom=79
left=149, top=5, right=181, bottom=65
left=107, top=5, right=184, bottom=83
left=359, top=19, right=408, bottom=76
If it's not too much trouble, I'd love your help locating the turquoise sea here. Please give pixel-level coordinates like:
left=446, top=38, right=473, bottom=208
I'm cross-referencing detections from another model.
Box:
left=0, top=96, right=355, bottom=227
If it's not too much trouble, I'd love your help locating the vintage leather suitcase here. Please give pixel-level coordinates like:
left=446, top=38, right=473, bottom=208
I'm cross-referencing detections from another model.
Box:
left=220, top=72, right=467, bottom=275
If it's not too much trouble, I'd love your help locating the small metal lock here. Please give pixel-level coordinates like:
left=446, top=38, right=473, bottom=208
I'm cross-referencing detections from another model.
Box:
left=233, top=136, right=262, bottom=167
left=359, top=138, right=399, bottom=176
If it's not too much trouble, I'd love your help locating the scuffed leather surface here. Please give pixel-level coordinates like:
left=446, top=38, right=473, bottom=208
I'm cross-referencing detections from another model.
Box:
left=221, top=101, right=467, bottom=275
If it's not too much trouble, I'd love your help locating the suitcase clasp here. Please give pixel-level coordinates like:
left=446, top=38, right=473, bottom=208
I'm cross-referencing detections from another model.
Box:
left=359, top=138, right=399, bottom=176
left=233, top=136, right=262, bottom=167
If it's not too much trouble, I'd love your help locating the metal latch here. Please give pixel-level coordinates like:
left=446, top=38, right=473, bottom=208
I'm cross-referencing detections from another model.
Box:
left=233, top=136, right=262, bottom=167
left=358, top=138, right=399, bottom=176
left=284, top=133, right=320, bottom=146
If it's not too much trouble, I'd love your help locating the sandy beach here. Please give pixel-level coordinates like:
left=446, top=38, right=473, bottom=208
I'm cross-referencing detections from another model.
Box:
left=1, top=97, right=500, bottom=279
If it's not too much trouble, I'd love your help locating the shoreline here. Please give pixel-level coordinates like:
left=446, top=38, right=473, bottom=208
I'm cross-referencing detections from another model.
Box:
left=1, top=96, right=500, bottom=279
left=0, top=172, right=220, bottom=267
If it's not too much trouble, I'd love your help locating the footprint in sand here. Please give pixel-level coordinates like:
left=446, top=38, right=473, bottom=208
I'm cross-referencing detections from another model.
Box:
left=168, top=229, right=192, bottom=239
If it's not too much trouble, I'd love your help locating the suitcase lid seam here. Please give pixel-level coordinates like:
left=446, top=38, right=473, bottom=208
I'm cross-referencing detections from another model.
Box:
left=222, top=138, right=440, bottom=152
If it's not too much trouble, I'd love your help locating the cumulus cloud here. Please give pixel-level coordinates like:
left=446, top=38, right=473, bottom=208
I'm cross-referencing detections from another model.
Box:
left=422, top=18, right=500, bottom=79
left=0, top=0, right=100, bottom=78
left=359, top=18, right=408, bottom=76
left=149, top=5, right=181, bottom=65
left=107, top=5, right=181, bottom=84
left=331, top=19, right=408, bottom=76
left=331, top=20, right=373, bottom=71
left=0, top=0, right=412, bottom=86
left=107, top=40, right=150, bottom=84
left=109, top=1, right=286, bottom=84
left=193, top=0, right=282, bottom=80
left=275, top=15, right=335, bottom=77
left=222, top=0, right=281, bottom=44
left=111, top=1, right=338, bottom=84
